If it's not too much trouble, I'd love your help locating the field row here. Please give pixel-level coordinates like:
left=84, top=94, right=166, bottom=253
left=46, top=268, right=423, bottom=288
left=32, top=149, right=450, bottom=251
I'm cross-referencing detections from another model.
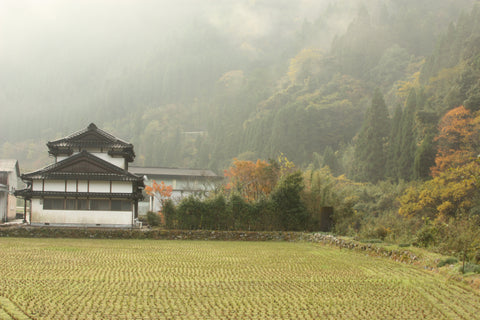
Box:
left=0, top=239, right=479, bottom=319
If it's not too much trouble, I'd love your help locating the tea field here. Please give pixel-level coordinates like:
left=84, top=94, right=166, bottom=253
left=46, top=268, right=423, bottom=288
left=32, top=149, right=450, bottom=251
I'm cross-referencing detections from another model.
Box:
left=0, top=238, right=479, bottom=319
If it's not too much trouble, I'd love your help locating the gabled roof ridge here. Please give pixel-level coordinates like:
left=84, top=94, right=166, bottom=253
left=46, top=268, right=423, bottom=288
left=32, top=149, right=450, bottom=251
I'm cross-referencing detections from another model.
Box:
left=128, top=166, right=219, bottom=177
left=48, top=123, right=131, bottom=146
left=130, top=165, right=215, bottom=171
left=57, top=150, right=128, bottom=174
left=22, top=151, right=141, bottom=180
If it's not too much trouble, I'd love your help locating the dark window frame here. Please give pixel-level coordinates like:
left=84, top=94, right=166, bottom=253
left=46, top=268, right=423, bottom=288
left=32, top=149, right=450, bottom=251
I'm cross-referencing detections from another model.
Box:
left=43, top=198, right=132, bottom=211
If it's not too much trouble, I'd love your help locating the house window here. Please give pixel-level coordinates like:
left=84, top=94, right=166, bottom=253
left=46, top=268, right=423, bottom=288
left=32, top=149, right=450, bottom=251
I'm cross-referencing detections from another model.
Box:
left=43, top=198, right=64, bottom=210
left=77, top=199, right=89, bottom=210
left=43, top=198, right=132, bottom=211
left=111, top=200, right=131, bottom=211
left=65, top=199, right=76, bottom=210
left=90, top=199, right=110, bottom=211
left=0, top=172, right=7, bottom=185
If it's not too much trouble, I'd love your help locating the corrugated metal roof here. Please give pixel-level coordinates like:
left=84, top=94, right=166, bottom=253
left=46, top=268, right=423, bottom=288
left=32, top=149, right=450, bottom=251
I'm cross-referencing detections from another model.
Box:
left=129, top=166, right=220, bottom=178
left=0, top=159, right=19, bottom=176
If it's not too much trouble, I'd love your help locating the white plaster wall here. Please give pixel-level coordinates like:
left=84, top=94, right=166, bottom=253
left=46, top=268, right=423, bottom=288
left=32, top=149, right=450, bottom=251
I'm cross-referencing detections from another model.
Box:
left=30, top=199, right=132, bottom=226
left=44, top=180, right=65, bottom=192
left=58, top=152, right=124, bottom=169
left=31, top=199, right=42, bottom=221
left=7, top=194, right=17, bottom=220
left=8, top=170, right=17, bottom=190
left=66, top=180, right=77, bottom=192
left=0, top=192, right=7, bottom=222
left=78, top=180, right=88, bottom=192
left=111, top=181, right=132, bottom=193
left=32, top=180, right=43, bottom=191
left=89, top=180, right=110, bottom=193
left=91, top=153, right=125, bottom=169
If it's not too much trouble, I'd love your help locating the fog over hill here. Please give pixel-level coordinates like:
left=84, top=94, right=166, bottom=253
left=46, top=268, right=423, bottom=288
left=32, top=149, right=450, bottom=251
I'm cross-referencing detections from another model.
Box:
left=0, top=0, right=475, bottom=171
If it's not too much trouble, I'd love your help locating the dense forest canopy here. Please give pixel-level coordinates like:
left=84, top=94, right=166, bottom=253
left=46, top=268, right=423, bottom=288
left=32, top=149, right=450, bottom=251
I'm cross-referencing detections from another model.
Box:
left=0, top=0, right=478, bottom=174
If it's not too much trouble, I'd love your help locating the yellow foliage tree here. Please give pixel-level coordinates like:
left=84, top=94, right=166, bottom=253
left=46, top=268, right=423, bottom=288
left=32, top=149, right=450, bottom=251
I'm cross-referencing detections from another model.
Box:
left=396, top=71, right=420, bottom=100
left=287, top=49, right=323, bottom=85
left=399, top=161, right=480, bottom=222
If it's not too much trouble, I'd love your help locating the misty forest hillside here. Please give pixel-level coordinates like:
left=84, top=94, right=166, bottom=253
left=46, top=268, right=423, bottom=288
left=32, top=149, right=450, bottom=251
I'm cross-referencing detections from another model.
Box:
left=1, top=0, right=479, bottom=176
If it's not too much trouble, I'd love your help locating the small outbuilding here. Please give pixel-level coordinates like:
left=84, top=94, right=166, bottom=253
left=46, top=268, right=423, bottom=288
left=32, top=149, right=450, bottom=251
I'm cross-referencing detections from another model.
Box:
left=0, top=159, right=20, bottom=222
left=129, top=166, right=222, bottom=215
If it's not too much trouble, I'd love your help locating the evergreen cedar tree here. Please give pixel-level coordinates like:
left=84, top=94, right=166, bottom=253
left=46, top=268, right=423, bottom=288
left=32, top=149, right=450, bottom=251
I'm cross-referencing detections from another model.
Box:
left=354, top=88, right=389, bottom=183
left=386, top=105, right=403, bottom=180
left=355, top=88, right=425, bottom=183
left=397, top=89, right=417, bottom=181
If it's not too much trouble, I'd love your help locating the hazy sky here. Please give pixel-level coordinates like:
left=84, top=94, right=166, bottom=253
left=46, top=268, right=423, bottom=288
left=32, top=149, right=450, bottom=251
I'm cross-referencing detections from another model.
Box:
left=0, top=0, right=331, bottom=65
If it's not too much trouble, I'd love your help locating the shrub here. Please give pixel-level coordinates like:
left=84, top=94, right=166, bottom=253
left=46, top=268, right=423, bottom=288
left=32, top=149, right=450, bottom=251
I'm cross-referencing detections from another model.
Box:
left=162, top=199, right=176, bottom=229
left=146, top=211, right=161, bottom=227
left=204, top=194, right=227, bottom=230
left=437, top=257, right=458, bottom=268
left=414, top=223, right=438, bottom=247
left=458, top=262, right=480, bottom=274
left=176, top=196, right=205, bottom=229
left=361, top=239, right=383, bottom=244
left=252, top=198, right=277, bottom=231
left=271, top=171, right=308, bottom=231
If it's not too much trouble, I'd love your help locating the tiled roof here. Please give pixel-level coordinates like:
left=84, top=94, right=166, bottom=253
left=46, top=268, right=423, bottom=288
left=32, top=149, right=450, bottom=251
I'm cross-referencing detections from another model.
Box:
left=47, top=123, right=135, bottom=161
left=24, top=172, right=141, bottom=181
left=22, top=151, right=143, bottom=182
left=129, top=166, right=220, bottom=178
left=0, top=159, right=20, bottom=176
left=49, top=123, right=131, bottom=146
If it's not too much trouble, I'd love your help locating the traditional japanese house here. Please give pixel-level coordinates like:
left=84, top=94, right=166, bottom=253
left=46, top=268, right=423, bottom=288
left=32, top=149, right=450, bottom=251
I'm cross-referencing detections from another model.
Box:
left=0, top=159, right=20, bottom=222
left=15, top=123, right=144, bottom=227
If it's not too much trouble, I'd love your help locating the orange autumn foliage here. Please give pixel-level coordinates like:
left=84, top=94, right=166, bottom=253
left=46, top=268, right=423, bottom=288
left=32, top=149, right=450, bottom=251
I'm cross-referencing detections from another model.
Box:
left=224, top=159, right=278, bottom=202
left=145, top=180, right=173, bottom=199
left=145, top=180, right=173, bottom=224
left=431, top=106, right=480, bottom=177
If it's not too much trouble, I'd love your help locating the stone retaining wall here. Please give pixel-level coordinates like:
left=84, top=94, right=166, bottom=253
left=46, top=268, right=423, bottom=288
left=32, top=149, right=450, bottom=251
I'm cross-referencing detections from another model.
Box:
left=307, top=233, right=420, bottom=265
left=0, top=226, right=308, bottom=241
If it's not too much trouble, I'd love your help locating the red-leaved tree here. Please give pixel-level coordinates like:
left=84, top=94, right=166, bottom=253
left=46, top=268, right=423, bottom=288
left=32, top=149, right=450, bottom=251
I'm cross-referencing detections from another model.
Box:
left=145, top=180, right=173, bottom=224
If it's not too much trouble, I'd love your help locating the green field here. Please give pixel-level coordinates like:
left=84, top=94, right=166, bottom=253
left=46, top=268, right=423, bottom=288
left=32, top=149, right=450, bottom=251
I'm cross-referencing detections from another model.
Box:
left=0, top=239, right=479, bottom=319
